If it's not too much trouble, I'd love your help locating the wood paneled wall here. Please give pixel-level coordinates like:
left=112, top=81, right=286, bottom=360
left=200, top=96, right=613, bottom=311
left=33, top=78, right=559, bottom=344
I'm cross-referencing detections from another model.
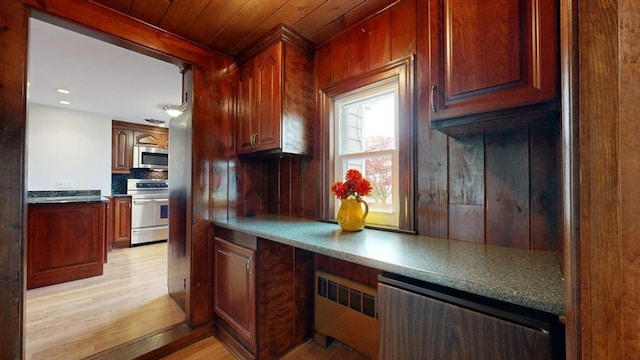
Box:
left=235, top=0, right=561, bottom=253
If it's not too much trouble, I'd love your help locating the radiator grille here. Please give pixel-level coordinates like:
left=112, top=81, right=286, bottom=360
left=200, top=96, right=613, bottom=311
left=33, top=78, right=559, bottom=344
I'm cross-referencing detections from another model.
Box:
left=314, top=271, right=378, bottom=359
left=316, top=274, right=377, bottom=318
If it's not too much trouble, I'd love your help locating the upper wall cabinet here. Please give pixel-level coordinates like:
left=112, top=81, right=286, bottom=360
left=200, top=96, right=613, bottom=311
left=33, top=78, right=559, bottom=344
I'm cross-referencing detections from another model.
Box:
left=235, top=25, right=315, bottom=156
left=134, top=130, right=167, bottom=148
left=111, top=120, right=168, bottom=174
left=112, top=125, right=134, bottom=174
left=428, top=0, right=558, bottom=136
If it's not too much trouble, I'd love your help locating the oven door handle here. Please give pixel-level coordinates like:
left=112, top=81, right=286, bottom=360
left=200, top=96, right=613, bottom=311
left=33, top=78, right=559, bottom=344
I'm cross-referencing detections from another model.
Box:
left=153, top=198, right=169, bottom=202
left=133, top=199, right=152, bottom=204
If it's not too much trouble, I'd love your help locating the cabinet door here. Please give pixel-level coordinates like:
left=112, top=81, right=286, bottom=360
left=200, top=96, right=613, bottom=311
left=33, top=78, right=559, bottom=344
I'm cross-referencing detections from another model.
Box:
left=134, top=130, right=163, bottom=147
left=254, top=42, right=282, bottom=152
left=113, top=196, right=131, bottom=248
left=237, top=61, right=257, bottom=154
left=428, top=0, right=557, bottom=121
left=161, top=132, right=169, bottom=149
left=111, top=127, right=133, bottom=173
left=214, top=237, right=256, bottom=349
left=378, top=283, right=553, bottom=360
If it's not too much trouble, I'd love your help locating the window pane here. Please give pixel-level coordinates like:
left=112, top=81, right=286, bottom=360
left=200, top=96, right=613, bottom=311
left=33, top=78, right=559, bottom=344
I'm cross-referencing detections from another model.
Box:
left=340, top=91, right=396, bottom=155
left=362, top=154, right=393, bottom=213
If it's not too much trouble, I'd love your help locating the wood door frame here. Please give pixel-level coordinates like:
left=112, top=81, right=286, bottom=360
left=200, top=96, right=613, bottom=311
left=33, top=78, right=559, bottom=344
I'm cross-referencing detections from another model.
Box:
left=0, top=0, right=230, bottom=358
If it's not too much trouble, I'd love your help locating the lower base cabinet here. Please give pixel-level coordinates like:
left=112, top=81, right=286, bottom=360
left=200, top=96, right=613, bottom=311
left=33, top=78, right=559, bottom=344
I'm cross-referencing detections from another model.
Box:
left=378, top=273, right=563, bottom=360
left=112, top=196, right=131, bottom=248
left=214, top=236, right=257, bottom=353
left=213, top=227, right=313, bottom=359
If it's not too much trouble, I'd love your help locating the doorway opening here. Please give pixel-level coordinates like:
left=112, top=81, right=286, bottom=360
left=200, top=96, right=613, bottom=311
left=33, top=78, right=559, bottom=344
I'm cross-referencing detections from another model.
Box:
left=25, top=15, right=188, bottom=359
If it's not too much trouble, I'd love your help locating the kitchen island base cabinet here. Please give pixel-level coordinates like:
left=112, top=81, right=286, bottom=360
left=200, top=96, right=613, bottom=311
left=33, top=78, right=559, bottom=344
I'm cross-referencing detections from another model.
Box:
left=378, top=275, right=561, bottom=360
left=27, top=202, right=106, bottom=290
left=213, top=228, right=313, bottom=359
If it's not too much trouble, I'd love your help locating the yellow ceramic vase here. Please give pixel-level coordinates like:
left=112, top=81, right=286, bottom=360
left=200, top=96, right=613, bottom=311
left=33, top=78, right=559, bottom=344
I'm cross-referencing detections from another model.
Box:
left=337, top=198, right=369, bottom=231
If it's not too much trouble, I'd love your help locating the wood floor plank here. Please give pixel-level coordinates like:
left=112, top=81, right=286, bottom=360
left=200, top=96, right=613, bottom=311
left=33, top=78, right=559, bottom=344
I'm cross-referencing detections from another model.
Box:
left=161, top=337, right=236, bottom=360
left=25, top=242, right=185, bottom=360
left=163, top=337, right=370, bottom=360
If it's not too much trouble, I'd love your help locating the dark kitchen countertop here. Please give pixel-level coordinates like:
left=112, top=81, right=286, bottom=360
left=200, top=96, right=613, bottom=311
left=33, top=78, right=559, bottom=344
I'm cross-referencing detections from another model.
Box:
left=27, top=190, right=108, bottom=204
left=213, top=215, right=565, bottom=316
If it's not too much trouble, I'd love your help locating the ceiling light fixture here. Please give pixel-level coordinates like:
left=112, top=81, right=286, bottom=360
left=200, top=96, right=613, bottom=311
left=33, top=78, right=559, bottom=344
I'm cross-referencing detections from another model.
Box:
left=59, top=100, right=70, bottom=105
left=57, top=88, right=70, bottom=94
left=163, top=103, right=187, bottom=117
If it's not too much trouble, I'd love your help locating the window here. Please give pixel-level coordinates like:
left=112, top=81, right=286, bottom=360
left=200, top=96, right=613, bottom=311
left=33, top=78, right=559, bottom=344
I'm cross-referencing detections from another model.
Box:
left=334, top=80, right=399, bottom=227
left=321, top=58, right=414, bottom=231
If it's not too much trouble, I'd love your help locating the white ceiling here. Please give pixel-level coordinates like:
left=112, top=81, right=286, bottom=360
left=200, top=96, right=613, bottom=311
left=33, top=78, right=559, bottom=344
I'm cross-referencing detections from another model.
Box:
left=28, top=18, right=182, bottom=127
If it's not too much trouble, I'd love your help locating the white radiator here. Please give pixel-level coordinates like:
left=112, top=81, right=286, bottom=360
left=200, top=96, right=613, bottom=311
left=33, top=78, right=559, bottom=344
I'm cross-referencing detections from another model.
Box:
left=314, top=271, right=378, bottom=359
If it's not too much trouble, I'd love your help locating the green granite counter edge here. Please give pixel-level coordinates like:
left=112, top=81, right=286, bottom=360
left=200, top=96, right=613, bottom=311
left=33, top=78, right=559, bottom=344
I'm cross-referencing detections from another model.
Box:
left=213, top=215, right=565, bottom=316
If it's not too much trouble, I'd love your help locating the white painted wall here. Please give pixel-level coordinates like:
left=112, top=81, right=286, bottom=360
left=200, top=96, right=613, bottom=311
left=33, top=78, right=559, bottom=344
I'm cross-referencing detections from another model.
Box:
left=27, top=103, right=112, bottom=195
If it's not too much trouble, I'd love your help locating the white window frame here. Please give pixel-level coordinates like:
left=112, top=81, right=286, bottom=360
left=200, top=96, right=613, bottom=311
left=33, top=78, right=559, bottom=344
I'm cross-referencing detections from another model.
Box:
left=320, top=57, right=415, bottom=232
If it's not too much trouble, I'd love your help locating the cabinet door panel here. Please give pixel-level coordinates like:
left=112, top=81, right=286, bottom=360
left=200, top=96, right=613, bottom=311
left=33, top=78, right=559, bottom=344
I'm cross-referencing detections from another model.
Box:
left=378, top=283, right=553, bottom=360
left=214, top=237, right=256, bottom=348
left=113, top=196, right=131, bottom=248
left=237, top=62, right=256, bottom=154
left=112, top=128, right=133, bottom=173
left=255, top=43, right=282, bottom=151
left=429, top=0, right=557, bottom=121
left=134, top=130, right=163, bottom=147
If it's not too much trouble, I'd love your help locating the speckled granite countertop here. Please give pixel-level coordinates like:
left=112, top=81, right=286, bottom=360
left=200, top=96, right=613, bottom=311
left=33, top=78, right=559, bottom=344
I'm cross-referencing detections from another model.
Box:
left=214, top=215, right=565, bottom=316
left=27, top=190, right=108, bottom=204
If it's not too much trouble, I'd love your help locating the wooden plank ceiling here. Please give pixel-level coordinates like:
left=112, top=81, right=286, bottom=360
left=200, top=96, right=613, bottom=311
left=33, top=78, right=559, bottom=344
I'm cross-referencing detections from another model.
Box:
left=92, top=0, right=400, bottom=58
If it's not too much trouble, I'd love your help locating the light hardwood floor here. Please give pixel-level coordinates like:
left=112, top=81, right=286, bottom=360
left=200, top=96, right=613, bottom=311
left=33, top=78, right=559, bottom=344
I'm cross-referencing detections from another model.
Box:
left=26, top=242, right=185, bottom=360
left=162, top=337, right=370, bottom=360
left=26, top=242, right=369, bottom=360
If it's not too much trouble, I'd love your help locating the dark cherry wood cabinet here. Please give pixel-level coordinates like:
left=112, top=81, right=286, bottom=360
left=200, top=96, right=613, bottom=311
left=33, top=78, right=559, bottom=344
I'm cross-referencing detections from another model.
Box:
left=111, top=120, right=169, bottom=173
left=378, top=275, right=560, bottom=360
left=428, top=0, right=558, bottom=136
left=214, top=236, right=257, bottom=354
left=213, top=227, right=313, bottom=359
left=236, top=26, right=314, bottom=156
left=111, top=125, right=134, bottom=174
left=105, top=196, right=132, bottom=251
left=237, top=46, right=282, bottom=155
left=27, top=202, right=106, bottom=290
left=112, top=196, right=132, bottom=248
left=134, top=129, right=168, bottom=148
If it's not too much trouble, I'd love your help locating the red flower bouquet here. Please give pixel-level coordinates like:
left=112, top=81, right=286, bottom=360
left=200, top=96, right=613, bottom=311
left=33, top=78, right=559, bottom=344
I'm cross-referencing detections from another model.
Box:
left=330, top=169, right=372, bottom=199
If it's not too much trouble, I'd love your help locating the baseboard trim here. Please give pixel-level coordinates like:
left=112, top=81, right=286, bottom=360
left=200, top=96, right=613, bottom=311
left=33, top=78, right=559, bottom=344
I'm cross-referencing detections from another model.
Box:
left=86, top=322, right=211, bottom=360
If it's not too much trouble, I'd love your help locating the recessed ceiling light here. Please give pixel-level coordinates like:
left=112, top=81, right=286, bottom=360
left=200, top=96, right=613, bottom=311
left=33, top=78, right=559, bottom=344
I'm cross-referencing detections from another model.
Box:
left=57, top=88, right=70, bottom=94
left=59, top=100, right=70, bottom=105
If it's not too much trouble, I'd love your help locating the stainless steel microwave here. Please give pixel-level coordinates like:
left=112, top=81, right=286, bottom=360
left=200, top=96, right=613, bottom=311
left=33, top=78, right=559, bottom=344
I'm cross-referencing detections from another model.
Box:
left=133, top=146, right=168, bottom=170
